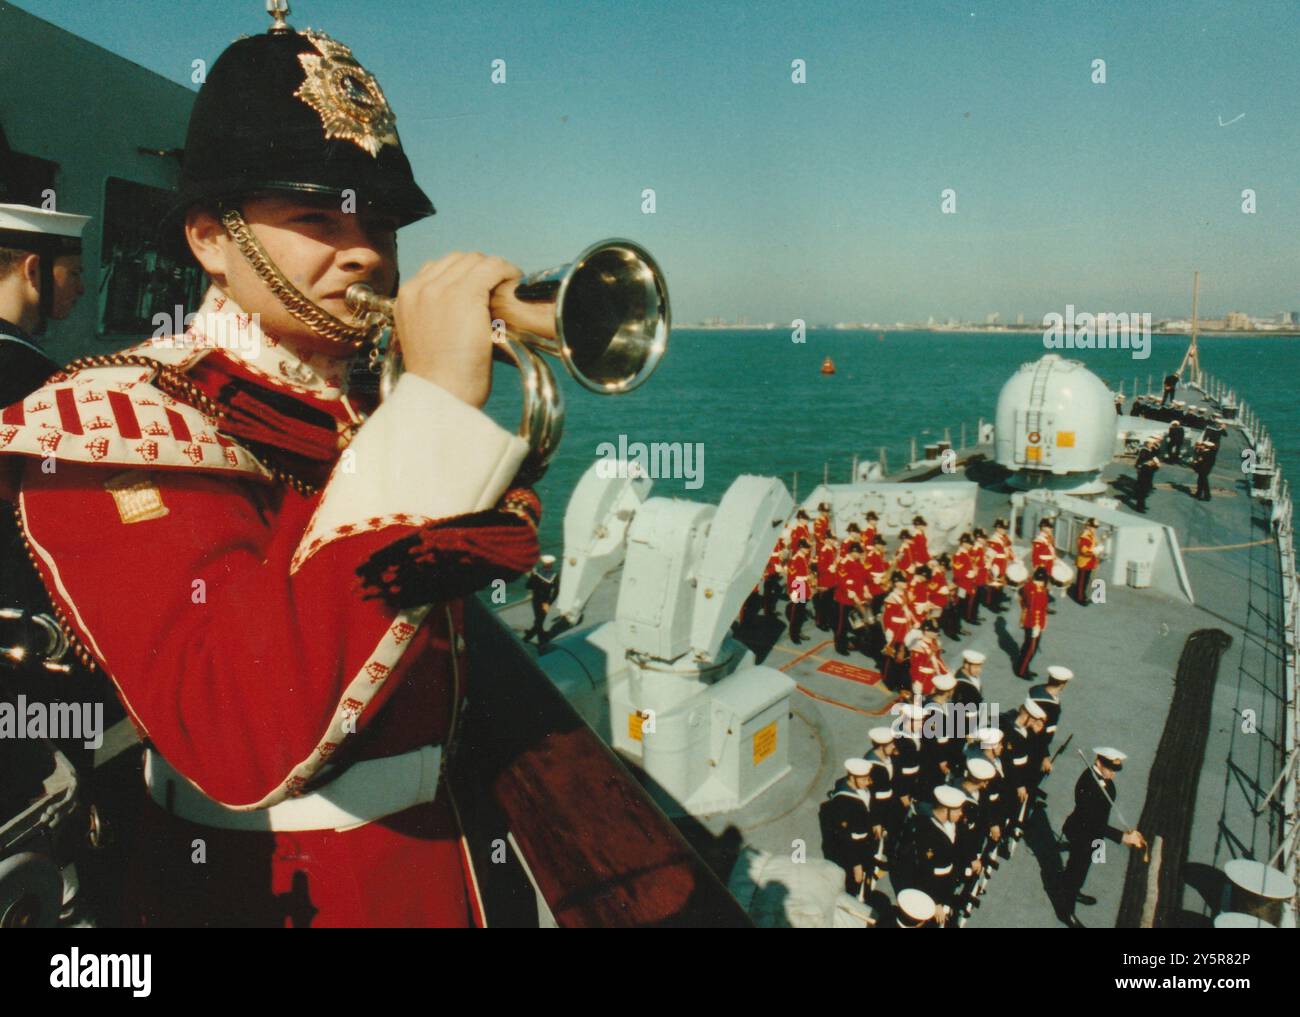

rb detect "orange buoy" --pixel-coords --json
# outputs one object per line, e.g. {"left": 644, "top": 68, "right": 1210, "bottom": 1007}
{"left": 820, "top": 356, "right": 836, "bottom": 375}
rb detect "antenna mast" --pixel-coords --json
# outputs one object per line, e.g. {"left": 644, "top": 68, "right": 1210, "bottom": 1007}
{"left": 1178, "top": 271, "right": 1201, "bottom": 385}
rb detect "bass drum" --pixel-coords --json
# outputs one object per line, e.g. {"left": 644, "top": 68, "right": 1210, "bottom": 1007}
{"left": 1005, "top": 561, "right": 1029, "bottom": 586}
{"left": 1050, "top": 560, "right": 1076, "bottom": 586}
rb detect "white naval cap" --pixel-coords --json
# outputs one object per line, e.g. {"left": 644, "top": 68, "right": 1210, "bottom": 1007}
{"left": 973, "top": 727, "right": 1003, "bottom": 749}
{"left": 1023, "top": 699, "right": 1047, "bottom": 720}
{"left": 962, "top": 649, "right": 986, "bottom": 665}
{"left": 540, "top": 554, "right": 557, "bottom": 565}
{"left": 0, "top": 203, "right": 90, "bottom": 241}
{"left": 932, "top": 672, "right": 957, "bottom": 691}
{"left": 869, "top": 726, "right": 896, "bottom": 746}
{"left": 897, "top": 888, "right": 936, "bottom": 923}
{"left": 966, "top": 757, "right": 997, "bottom": 781}
{"left": 1046, "top": 665, "right": 1074, "bottom": 683}
{"left": 845, "top": 757, "right": 872, "bottom": 776}
{"left": 1094, "top": 747, "right": 1128, "bottom": 767}
{"left": 934, "top": 785, "right": 967, "bottom": 809}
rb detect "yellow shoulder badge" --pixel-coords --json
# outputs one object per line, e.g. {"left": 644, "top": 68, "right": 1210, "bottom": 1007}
{"left": 105, "top": 471, "right": 169, "bottom": 525}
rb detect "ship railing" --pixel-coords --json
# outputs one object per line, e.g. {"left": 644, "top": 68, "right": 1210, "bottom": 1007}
{"left": 455, "top": 599, "right": 752, "bottom": 928}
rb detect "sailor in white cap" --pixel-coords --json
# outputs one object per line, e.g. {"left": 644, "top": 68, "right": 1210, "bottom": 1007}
{"left": 0, "top": 202, "right": 91, "bottom": 405}
{"left": 921, "top": 672, "right": 962, "bottom": 788}
{"left": 893, "top": 887, "right": 936, "bottom": 928}
{"left": 1029, "top": 665, "right": 1073, "bottom": 784}
{"left": 891, "top": 702, "right": 927, "bottom": 803}
{"left": 820, "top": 758, "right": 878, "bottom": 894}
{"left": 1057, "top": 747, "right": 1146, "bottom": 928}
{"left": 1000, "top": 699, "right": 1048, "bottom": 840}
{"left": 966, "top": 727, "right": 1007, "bottom": 849}
{"left": 865, "top": 726, "right": 907, "bottom": 850}
{"left": 953, "top": 648, "right": 985, "bottom": 709}
{"left": 523, "top": 552, "right": 560, "bottom": 647}
{"left": 897, "top": 783, "right": 968, "bottom": 922}
{"left": 953, "top": 756, "right": 998, "bottom": 913}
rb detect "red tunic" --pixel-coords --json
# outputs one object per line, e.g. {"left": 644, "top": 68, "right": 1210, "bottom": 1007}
{"left": 813, "top": 516, "right": 830, "bottom": 548}
{"left": 1, "top": 291, "right": 537, "bottom": 927}
{"left": 1031, "top": 533, "right": 1056, "bottom": 572}
{"left": 926, "top": 572, "right": 950, "bottom": 610}
{"left": 763, "top": 540, "right": 786, "bottom": 580}
{"left": 1076, "top": 531, "right": 1099, "bottom": 570}
{"left": 786, "top": 549, "right": 811, "bottom": 603}
{"left": 973, "top": 540, "right": 991, "bottom": 586}
{"left": 834, "top": 558, "right": 868, "bottom": 606}
{"left": 816, "top": 544, "right": 840, "bottom": 590}
{"left": 908, "top": 637, "right": 947, "bottom": 695}
{"left": 881, "top": 595, "right": 915, "bottom": 646}
{"left": 990, "top": 532, "right": 1013, "bottom": 579}
{"left": 863, "top": 550, "right": 889, "bottom": 597}
{"left": 908, "top": 531, "right": 929, "bottom": 567}
{"left": 952, "top": 548, "right": 979, "bottom": 594}
{"left": 1020, "top": 583, "right": 1050, "bottom": 631}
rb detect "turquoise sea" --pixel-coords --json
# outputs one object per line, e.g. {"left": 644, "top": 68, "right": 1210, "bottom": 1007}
{"left": 482, "top": 330, "right": 1300, "bottom": 566}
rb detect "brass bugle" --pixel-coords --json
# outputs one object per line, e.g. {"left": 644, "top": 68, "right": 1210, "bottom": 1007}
{"left": 346, "top": 239, "right": 670, "bottom": 483}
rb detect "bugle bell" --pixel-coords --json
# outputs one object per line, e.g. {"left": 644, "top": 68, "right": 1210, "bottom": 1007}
{"left": 346, "top": 238, "right": 670, "bottom": 483}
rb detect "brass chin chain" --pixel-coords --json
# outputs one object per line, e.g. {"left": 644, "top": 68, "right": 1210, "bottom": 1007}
{"left": 57, "top": 353, "right": 321, "bottom": 497}
{"left": 220, "top": 208, "right": 375, "bottom": 349}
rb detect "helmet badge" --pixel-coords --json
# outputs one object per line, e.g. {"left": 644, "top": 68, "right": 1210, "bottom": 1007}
{"left": 294, "top": 31, "right": 399, "bottom": 158}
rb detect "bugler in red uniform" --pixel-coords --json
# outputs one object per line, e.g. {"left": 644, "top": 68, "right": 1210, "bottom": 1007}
{"left": 1015, "top": 572, "right": 1051, "bottom": 677}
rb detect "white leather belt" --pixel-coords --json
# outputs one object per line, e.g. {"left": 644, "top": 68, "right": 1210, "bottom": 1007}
{"left": 901, "top": 766, "right": 920, "bottom": 775}
{"left": 933, "top": 864, "right": 954, "bottom": 876}
{"left": 875, "top": 790, "right": 893, "bottom": 800}
{"left": 145, "top": 745, "right": 442, "bottom": 833}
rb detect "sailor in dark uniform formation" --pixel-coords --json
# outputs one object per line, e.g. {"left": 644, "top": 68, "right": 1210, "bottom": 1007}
{"left": 1057, "top": 748, "right": 1147, "bottom": 928}
{"left": 1028, "top": 665, "right": 1073, "bottom": 794}
{"left": 1133, "top": 439, "right": 1161, "bottom": 513}
{"left": 892, "top": 702, "right": 927, "bottom": 804}
{"left": 1165, "top": 418, "right": 1185, "bottom": 463}
{"left": 523, "top": 553, "right": 559, "bottom": 646}
{"left": 953, "top": 755, "right": 998, "bottom": 916}
{"left": 953, "top": 648, "right": 986, "bottom": 721}
{"left": 865, "top": 727, "right": 907, "bottom": 858}
{"left": 819, "top": 757, "right": 879, "bottom": 894}
{"left": 999, "top": 699, "right": 1048, "bottom": 842}
{"left": 0, "top": 203, "right": 90, "bottom": 405}
{"left": 966, "top": 727, "right": 1007, "bottom": 863}
{"left": 897, "top": 784, "right": 969, "bottom": 924}
{"left": 922, "top": 671, "right": 962, "bottom": 789}
{"left": 1192, "top": 439, "right": 1218, "bottom": 502}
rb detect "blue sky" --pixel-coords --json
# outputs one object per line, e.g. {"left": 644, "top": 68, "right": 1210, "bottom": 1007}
{"left": 12, "top": 0, "right": 1300, "bottom": 322}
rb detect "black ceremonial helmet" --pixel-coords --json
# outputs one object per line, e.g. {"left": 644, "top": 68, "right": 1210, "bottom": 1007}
{"left": 171, "top": 2, "right": 433, "bottom": 347}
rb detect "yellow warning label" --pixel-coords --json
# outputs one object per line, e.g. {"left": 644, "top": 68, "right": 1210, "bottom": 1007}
{"left": 753, "top": 722, "right": 777, "bottom": 765}
{"left": 629, "top": 712, "right": 644, "bottom": 742}
{"left": 1025, "top": 445, "right": 1042, "bottom": 463}
{"left": 1056, "top": 431, "right": 1076, "bottom": 448}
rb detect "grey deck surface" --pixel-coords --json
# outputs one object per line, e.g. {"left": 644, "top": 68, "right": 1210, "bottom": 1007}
{"left": 494, "top": 384, "right": 1290, "bottom": 928}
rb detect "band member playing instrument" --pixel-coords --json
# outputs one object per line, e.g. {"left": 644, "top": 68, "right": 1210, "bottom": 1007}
{"left": 908, "top": 618, "right": 947, "bottom": 697}
{"left": 762, "top": 537, "right": 787, "bottom": 617}
{"left": 785, "top": 538, "right": 812, "bottom": 644}
{"left": 814, "top": 532, "right": 840, "bottom": 630}
{"left": 972, "top": 528, "right": 992, "bottom": 617}
{"left": 987, "top": 518, "right": 1015, "bottom": 610}
{"left": 1, "top": 10, "right": 546, "bottom": 927}
{"left": 1016, "top": 568, "right": 1051, "bottom": 678}
{"left": 861, "top": 511, "right": 879, "bottom": 548}
{"left": 833, "top": 542, "right": 868, "bottom": 656}
{"left": 907, "top": 516, "right": 929, "bottom": 569}
{"left": 893, "top": 528, "right": 915, "bottom": 575}
{"left": 880, "top": 571, "right": 917, "bottom": 689}
{"left": 1073, "top": 518, "right": 1101, "bottom": 606}
{"left": 1031, "top": 518, "right": 1057, "bottom": 575}
{"left": 952, "top": 533, "right": 979, "bottom": 630}
{"left": 813, "top": 502, "right": 832, "bottom": 550}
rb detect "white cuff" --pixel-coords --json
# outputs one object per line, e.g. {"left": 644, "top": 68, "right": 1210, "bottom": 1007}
{"left": 291, "top": 373, "right": 529, "bottom": 572}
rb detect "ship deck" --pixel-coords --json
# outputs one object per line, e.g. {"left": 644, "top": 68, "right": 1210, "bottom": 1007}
{"left": 494, "top": 383, "right": 1291, "bottom": 928}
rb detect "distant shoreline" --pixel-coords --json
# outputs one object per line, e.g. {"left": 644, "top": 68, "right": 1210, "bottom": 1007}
{"left": 679, "top": 325, "right": 1300, "bottom": 338}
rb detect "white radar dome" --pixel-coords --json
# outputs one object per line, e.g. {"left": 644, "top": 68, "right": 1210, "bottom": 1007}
{"left": 994, "top": 354, "right": 1117, "bottom": 493}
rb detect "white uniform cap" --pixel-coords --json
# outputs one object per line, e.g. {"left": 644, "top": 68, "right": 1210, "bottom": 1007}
{"left": 845, "top": 757, "right": 871, "bottom": 776}
{"left": 897, "top": 888, "right": 936, "bottom": 923}
{"left": 869, "top": 726, "right": 895, "bottom": 746}
{"left": 932, "top": 672, "right": 957, "bottom": 691}
{"left": 0, "top": 203, "right": 90, "bottom": 240}
{"left": 974, "top": 727, "right": 1003, "bottom": 748}
{"left": 1023, "top": 699, "right": 1047, "bottom": 720}
{"left": 966, "top": 757, "right": 997, "bottom": 781}
{"left": 934, "top": 785, "right": 966, "bottom": 808}
{"left": 1046, "top": 665, "right": 1074, "bottom": 683}
{"left": 1094, "top": 747, "right": 1128, "bottom": 765}
{"left": 540, "top": 554, "right": 557, "bottom": 565}
{"left": 962, "top": 649, "right": 986, "bottom": 664}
